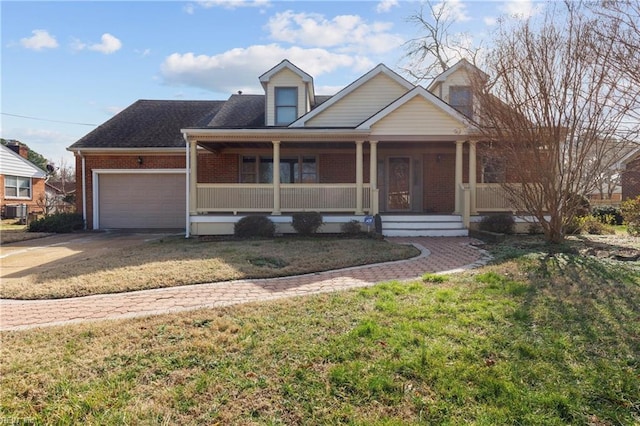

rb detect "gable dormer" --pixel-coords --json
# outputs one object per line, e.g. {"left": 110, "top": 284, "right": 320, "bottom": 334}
{"left": 259, "top": 60, "right": 315, "bottom": 126}
{"left": 427, "top": 59, "right": 487, "bottom": 119}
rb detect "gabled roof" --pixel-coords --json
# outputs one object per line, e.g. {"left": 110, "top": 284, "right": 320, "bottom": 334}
{"left": 289, "top": 63, "right": 414, "bottom": 128}
{"left": 356, "top": 85, "right": 476, "bottom": 131}
{"left": 68, "top": 100, "right": 224, "bottom": 150}
{"left": 259, "top": 59, "right": 314, "bottom": 84}
{"left": 427, "top": 58, "right": 488, "bottom": 92}
{"left": 620, "top": 146, "right": 640, "bottom": 167}
{"left": 0, "top": 144, "right": 46, "bottom": 178}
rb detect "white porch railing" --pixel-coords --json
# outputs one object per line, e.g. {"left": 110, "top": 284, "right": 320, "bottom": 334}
{"left": 196, "top": 183, "right": 371, "bottom": 213}
{"left": 475, "top": 183, "right": 520, "bottom": 212}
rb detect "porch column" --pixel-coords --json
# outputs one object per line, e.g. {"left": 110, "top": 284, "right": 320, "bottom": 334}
{"left": 272, "top": 140, "right": 281, "bottom": 215}
{"left": 369, "top": 141, "right": 378, "bottom": 214}
{"left": 356, "top": 140, "right": 364, "bottom": 215}
{"left": 454, "top": 140, "right": 464, "bottom": 214}
{"left": 189, "top": 139, "right": 198, "bottom": 215}
{"left": 469, "top": 140, "right": 478, "bottom": 215}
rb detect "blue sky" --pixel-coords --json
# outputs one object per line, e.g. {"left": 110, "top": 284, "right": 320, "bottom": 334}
{"left": 1, "top": 0, "right": 542, "bottom": 165}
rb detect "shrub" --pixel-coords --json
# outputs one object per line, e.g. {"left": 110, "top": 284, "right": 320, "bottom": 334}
{"left": 28, "top": 213, "right": 84, "bottom": 233}
{"left": 233, "top": 215, "right": 275, "bottom": 238}
{"left": 621, "top": 196, "right": 640, "bottom": 236}
{"left": 576, "top": 216, "right": 615, "bottom": 235}
{"left": 478, "top": 214, "right": 515, "bottom": 234}
{"left": 340, "top": 220, "right": 363, "bottom": 235}
{"left": 291, "top": 212, "right": 323, "bottom": 235}
{"left": 591, "top": 205, "right": 623, "bottom": 225}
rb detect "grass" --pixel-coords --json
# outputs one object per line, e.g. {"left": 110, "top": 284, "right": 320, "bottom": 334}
{"left": 0, "top": 219, "right": 50, "bottom": 244}
{"left": 0, "top": 236, "right": 419, "bottom": 300}
{"left": 1, "top": 235, "right": 638, "bottom": 424}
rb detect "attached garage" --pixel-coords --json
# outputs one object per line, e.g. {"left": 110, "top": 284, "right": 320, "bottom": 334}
{"left": 95, "top": 171, "right": 185, "bottom": 229}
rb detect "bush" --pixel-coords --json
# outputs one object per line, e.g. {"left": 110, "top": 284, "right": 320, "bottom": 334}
{"left": 591, "top": 205, "right": 623, "bottom": 225}
{"left": 28, "top": 213, "right": 84, "bottom": 233}
{"left": 340, "top": 220, "right": 363, "bottom": 235}
{"left": 233, "top": 215, "right": 275, "bottom": 238}
{"left": 576, "top": 216, "right": 615, "bottom": 235}
{"left": 478, "top": 214, "right": 515, "bottom": 234}
{"left": 291, "top": 212, "right": 323, "bottom": 235}
{"left": 621, "top": 196, "right": 640, "bottom": 236}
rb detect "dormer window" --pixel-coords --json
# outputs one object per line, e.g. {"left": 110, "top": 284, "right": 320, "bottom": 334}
{"left": 450, "top": 86, "right": 472, "bottom": 118}
{"left": 275, "top": 87, "right": 298, "bottom": 125}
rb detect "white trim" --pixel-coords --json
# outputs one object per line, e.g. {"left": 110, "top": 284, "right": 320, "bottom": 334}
{"left": 81, "top": 153, "right": 87, "bottom": 229}
{"left": 259, "top": 59, "right": 314, "bottom": 84}
{"left": 289, "top": 64, "right": 414, "bottom": 128}
{"left": 427, "top": 59, "right": 488, "bottom": 92}
{"left": 66, "top": 147, "right": 185, "bottom": 154}
{"left": 92, "top": 169, "right": 186, "bottom": 230}
{"left": 0, "top": 144, "right": 47, "bottom": 178}
{"left": 184, "top": 137, "right": 191, "bottom": 238}
{"left": 356, "top": 86, "right": 476, "bottom": 131}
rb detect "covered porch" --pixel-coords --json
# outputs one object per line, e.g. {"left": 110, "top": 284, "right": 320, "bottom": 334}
{"left": 182, "top": 129, "right": 515, "bottom": 235}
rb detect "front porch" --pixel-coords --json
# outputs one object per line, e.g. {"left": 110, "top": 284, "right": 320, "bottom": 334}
{"left": 183, "top": 130, "right": 519, "bottom": 236}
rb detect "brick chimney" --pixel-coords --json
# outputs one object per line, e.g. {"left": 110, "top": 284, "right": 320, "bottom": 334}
{"left": 7, "top": 141, "right": 29, "bottom": 159}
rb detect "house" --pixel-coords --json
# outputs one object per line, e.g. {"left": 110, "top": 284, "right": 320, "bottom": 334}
{"left": 44, "top": 180, "right": 77, "bottom": 214}
{"left": 0, "top": 142, "right": 47, "bottom": 218}
{"left": 68, "top": 59, "right": 518, "bottom": 236}
{"left": 621, "top": 147, "right": 640, "bottom": 201}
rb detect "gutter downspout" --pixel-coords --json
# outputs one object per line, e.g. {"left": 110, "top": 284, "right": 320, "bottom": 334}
{"left": 184, "top": 134, "right": 190, "bottom": 239}
{"left": 80, "top": 151, "right": 87, "bottom": 230}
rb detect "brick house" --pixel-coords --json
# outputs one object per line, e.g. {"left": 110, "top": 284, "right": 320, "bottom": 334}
{"left": 0, "top": 142, "right": 47, "bottom": 218}
{"left": 621, "top": 148, "right": 640, "bottom": 201}
{"left": 68, "top": 59, "right": 520, "bottom": 236}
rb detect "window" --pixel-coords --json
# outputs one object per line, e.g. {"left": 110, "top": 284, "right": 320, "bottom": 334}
{"left": 482, "top": 157, "right": 506, "bottom": 183}
{"left": 4, "top": 175, "right": 32, "bottom": 198}
{"left": 275, "top": 87, "right": 298, "bottom": 125}
{"left": 241, "top": 155, "right": 317, "bottom": 183}
{"left": 450, "top": 86, "right": 473, "bottom": 118}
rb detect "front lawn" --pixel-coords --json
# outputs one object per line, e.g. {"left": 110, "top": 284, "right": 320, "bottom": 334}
{"left": 1, "top": 236, "right": 638, "bottom": 424}
{"left": 0, "top": 236, "right": 419, "bottom": 300}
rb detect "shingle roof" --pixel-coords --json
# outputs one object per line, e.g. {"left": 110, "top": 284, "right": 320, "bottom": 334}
{"left": 68, "top": 100, "right": 225, "bottom": 149}
{"left": 68, "top": 94, "right": 336, "bottom": 149}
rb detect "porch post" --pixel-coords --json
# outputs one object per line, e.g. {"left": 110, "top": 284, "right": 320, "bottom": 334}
{"left": 469, "top": 140, "right": 478, "bottom": 215}
{"left": 369, "top": 141, "right": 378, "bottom": 215}
{"left": 189, "top": 139, "right": 198, "bottom": 215}
{"left": 356, "top": 140, "right": 364, "bottom": 215}
{"left": 272, "top": 140, "right": 281, "bottom": 215}
{"left": 454, "top": 140, "right": 464, "bottom": 214}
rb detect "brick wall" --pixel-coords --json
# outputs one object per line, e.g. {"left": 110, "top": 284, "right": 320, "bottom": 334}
{"left": 197, "top": 153, "right": 238, "bottom": 183}
{"left": 319, "top": 153, "right": 370, "bottom": 183}
{"left": 0, "top": 174, "right": 46, "bottom": 216}
{"left": 622, "top": 157, "right": 640, "bottom": 200}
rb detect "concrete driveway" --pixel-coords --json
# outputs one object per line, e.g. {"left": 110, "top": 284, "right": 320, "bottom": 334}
{"left": 0, "top": 231, "right": 178, "bottom": 281}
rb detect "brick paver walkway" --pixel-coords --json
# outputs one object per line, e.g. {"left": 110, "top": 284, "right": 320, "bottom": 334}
{"left": 0, "top": 237, "right": 490, "bottom": 331}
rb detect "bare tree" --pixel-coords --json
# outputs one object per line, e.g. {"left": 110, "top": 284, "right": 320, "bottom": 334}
{"left": 470, "top": 3, "right": 636, "bottom": 243}
{"left": 403, "top": 0, "right": 481, "bottom": 82}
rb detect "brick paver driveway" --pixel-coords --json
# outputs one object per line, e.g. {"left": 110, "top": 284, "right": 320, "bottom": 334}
{"left": 0, "top": 237, "right": 490, "bottom": 331}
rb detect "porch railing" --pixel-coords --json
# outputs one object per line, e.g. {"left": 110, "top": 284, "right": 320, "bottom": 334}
{"left": 475, "top": 183, "right": 520, "bottom": 212}
{"left": 196, "top": 183, "right": 371, "bottom": 213}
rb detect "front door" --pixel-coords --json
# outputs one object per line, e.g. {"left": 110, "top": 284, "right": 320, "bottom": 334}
{"left": 387, "top": 157, "right": 411, "bottom": 211}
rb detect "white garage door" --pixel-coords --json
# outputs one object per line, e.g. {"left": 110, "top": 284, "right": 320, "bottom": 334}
{"left": 98, "top": 173, "right": 185, "bottom": 229}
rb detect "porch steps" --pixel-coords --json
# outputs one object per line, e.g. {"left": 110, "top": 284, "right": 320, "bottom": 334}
{"left": 380, "top": 214, "right": 468, "bottom": 237}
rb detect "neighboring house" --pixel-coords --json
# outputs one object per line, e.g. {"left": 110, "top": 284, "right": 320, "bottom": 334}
{"left": 44, "top": 180, "right": 77, "bottom": 214}
{"left": 68, "top": 59, "right": 519, "bottom": 236}
{"left": 0, "top": 143, "right": 47, "bottom": 218}
{"left": 621, "top": 147, "right": 640, "bottom": 201}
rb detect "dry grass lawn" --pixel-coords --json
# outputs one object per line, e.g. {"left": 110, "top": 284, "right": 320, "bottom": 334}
{"left": 1, "top": 236, "right": 418, "bottom": 300}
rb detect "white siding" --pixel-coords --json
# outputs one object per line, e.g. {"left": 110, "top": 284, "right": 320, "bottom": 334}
{"left": 370, "top": 96, "right": 466, "bottom": 136}
{"left": 438, "top": 68, "right": 471, "bottom": 104}
{"left": 265, "top": 68, "right": 308, "bottom": 126}
{"left": 0, "top": 145, "right": 46, "bottom": 178}
{"left": 98, "top": 173, "right": 185, "bottom": 229}
{"left": 306, "top": 74, "right": 408, "bottom": 127}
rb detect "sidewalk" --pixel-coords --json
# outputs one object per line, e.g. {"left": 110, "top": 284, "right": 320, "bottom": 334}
{"left": 0, "top": 237, "right": 490, "bottom": 331}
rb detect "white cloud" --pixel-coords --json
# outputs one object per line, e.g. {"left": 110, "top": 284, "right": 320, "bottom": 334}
{"left": 433, "top": 0, "right": 471, "bottom": 23}
{"left": 105, "top": 106, "right": 124, "bottom": 116}
{"left": 501, "top": 0, "right": 543, "bottom": 19}
{"left": 135, "top": 48, "right": 151, "bottom": 57}
{"left": 376, "top": 0, "right": 398, "bottom": 13}
{"left": 184, "top": 3, "right": 195, "bottom": 14}
{"left": 196, "top": 0, "right": 270, "bottom": 10}
{"left": 1, "top": 127, "right": 77, "bottom": 163}
{"left": 73, "top": 33, "right": 122, "bottom": 54}
{"left": 20, "top": 29, "right": 58, "bottom": 51}
{"left": 484, "top": 16, "right": 497, "bottom": 26}
{"left": 265, "top": 11, "right": 403, "bottom": 54}
{"left": 160, "top": 44, "right": 373, "bottom": 94}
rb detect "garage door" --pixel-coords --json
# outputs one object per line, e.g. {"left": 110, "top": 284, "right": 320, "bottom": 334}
{"left": 98, "top": 173, "right": 185, "bottom": 229}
